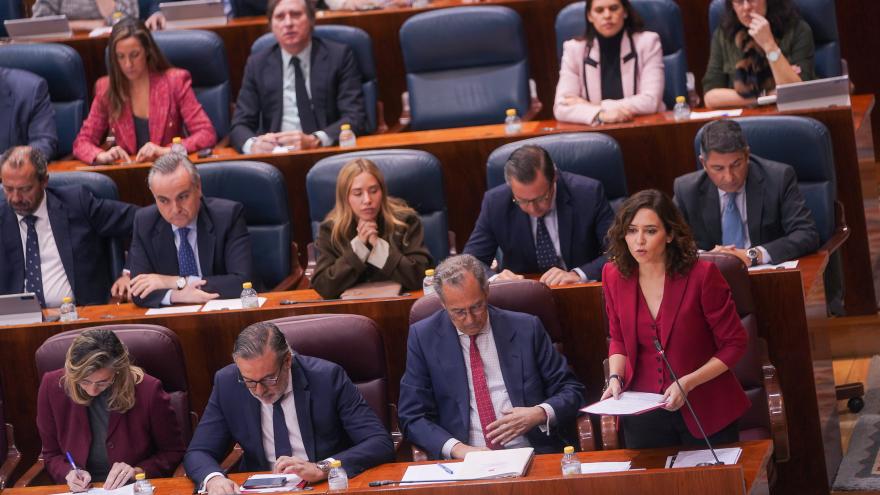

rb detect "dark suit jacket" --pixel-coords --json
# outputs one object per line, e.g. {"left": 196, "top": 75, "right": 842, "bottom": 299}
{"left": 673, "top": 155, "right": 820, "bottom": 263}
{"left": 229, "top": 37, "right": 366, "bottom": 151}
{"left": 602, "top": 261, "right": 750, "bottom": 437}
{"left": 128, "top": 197, "right": 254, "bottom": 307}
{"left": 463, "top": 171, "right": 614, "bottom": 281}
{"left": 37, "top": 369, "right": 186, "bottom": 484}
{"left": 0, "top": 186, "right": 136, "bottom": 306}
{"left": 183, "top": 355, "right": 394, "bottom": 485}
{"left": 398, "top": 306, "right": 586, "bottom": 460}
{"left": 0, "top": 67, "right": 57, "bottom": 158}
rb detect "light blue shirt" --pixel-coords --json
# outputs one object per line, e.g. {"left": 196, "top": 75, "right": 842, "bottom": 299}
{"left": 161, "top": 219, "right": 202, "bottom": 306}
{"left": 718, "top": 187, "right": 772, "bottom": 264}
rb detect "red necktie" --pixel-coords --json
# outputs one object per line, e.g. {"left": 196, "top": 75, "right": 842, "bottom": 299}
{"left": 469, "top": 334, "right": 499, "bottom": 449}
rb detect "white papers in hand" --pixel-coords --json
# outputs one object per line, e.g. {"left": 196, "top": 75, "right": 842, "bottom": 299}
{"left": 456, "top": 447, "right": 534, "bottom": 479}
{"left": 200, "top": 297, "right": 267, "bottom": 312}
{"left": 747, "top": 260, "right": 798, "bottom": 272}
{"left": 671, "top": 447, "right": 743, "bottom": 468}
{"left": 145, "top": 304, "right": 203, "bottom": 315}
{"left": 51, "top": 483, "right": 135, "bottom": 495}
{"left": 688, "top": 109, "right": 744, "bottom": 120}
{"left": 401, "top": 463, "right": 461, "bottom": 484}
{"left": 580, "top": 461, "right": 632, "bottom": 474}
{"left": 582, "top": 392, "right": 666, "bottom": 415}
{"left": 240, "top": 473, "right": 303, "bottom": 493}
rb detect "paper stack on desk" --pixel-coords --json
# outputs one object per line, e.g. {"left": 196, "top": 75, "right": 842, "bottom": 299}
{"left": 667, "top": 447, "right": 742, "bottom": 468}
{"left": 582, "top": 392, "right": 667, "bottom": 415}
{"left": 239, "top": 473, "right": 304, "bottom": 493}
{"left": 456, "top": 447, "right": 535, "bottom": 479}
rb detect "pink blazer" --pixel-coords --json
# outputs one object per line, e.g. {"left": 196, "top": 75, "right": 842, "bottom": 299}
{"left": 73, "top": 68, "right": 217, "bottom": 164}
{"left": 553, "top": 31, "right": 666, "bottom": 125}
{"left": 602, "top": 260, "right": 750, "bottom": 437}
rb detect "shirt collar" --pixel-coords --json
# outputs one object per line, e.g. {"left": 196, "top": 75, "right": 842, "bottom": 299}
{"left": 718, "top": 185, "right": 746, "bottom": 199}
{"left": 16, "top": 190, "right": 49, "bottom": 224}
{"left": 171, "top": 218, "right": 198, "bottom": 235}
{"left": 281, "top": 41, "right": 313, "bottom": 72}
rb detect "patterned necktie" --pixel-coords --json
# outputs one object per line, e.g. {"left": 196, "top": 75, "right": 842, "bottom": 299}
{"left": 273, "top": 395, "right": 293, "bottom": 459}
{"left": 177, "top": 227, "right": 199, "bottom": 277}
{"left": 721, "top": 192, "right": 746, "bottom": 248}
{"left": 290, "top": 57, "right": 318, "bottom": 135}
{"left": 469, "top": 334, "right": 499, "bottom": 450}
{"left": 23, "top": 215, "right": 46, "bottom": 308}
{"left": 535, "top": 215, "right": 560, "bottom": 272}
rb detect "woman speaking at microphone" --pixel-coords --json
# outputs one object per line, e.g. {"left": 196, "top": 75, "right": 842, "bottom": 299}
{"left": 599, "top": 189, "right": 749, "bottom": 448}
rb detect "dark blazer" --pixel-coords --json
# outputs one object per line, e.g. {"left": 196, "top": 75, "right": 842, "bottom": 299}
{"left": 673, "top": 155, "right": 820, "bottom": 263}
{"left": 0, "top": 186, "right": 137, "bottom": 306}
{"left": 128, "top": 197, "right": 254, "bottom": 307}
{"left": 37, "top": 369, "right": 186, "bottom": 484}
{"left": 0, "top": 67, "right": 57, "bottom": 158}
{"left": 463, "top": 171, "right": 614, "bottom": 281}
{"left": 229, "top": 37, "right": 366, "bottom": 151}
{"left": 602, "top": 261, "right": 750, "bottom": 437}
{"left": 183, "top": 355, "right": 394, "bottom": 485}
{"left": 398, "top": 306, "right": 586, "bottom": 460}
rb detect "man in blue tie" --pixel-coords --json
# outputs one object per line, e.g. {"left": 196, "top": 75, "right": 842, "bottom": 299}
{"left": 127, "top": 153, "right": 254, "bottom": 307}
{"left": 673, "top": 119, "right": 819, "bottom": 268}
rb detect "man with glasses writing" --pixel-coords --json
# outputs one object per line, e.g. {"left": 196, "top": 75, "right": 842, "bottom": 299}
{"left": 463, "top": 145, "right": 614, "bottom": 285}
{"left": 183, "top": 322, "right": 393, "bottom": 495}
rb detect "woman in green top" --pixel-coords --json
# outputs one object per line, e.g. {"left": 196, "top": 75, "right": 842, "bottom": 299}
{"left": 703, "top": 0, "right": 815, "bottom": 108}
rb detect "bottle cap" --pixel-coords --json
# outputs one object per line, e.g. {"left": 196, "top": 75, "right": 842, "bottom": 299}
{"left": 242, "top": 282, "right": 252, "bottom": 289}
{"left": 506, "top": 108, "right": 516, "bottom": 116}
{"left": 330, "top": 459, "right": 342, "bottom": 468}
{"left": 563, "top": 446, "right": 574, "bottom": 454}
{"left": 62, "top": 296, "right": 72, "bottom": 304}
{"left": 425, "top": 269, "right": 435, "bottom": 276}
{"left": 112, "top": 11, "right": 123, "bottom": 18}
{"left": 172, "top": 136, "right": 182, "bottom": 144}
{"left": 675, "top": 96, "right": 686, "bottom": 103}
{"left": 341, "top": 124, "right": 351, "bottom": 130}
{"left": 135, "top": 473, "right": 145, "bottom": 481}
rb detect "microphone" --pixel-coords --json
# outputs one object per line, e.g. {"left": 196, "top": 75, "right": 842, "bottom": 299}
{"left": 653, "top": 338, "right": 723, "bottom": 466}
{"left": 369, "top": 479, "right": 468, "bottom": 486}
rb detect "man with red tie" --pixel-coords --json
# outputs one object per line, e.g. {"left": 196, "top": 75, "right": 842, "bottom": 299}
{"left": 398, "top": 254, "right": 585, "bottom": 460}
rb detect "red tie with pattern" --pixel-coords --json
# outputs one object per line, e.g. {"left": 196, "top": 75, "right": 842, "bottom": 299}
{"left": 469, "top": 334, "right": 499, "bottom": 449}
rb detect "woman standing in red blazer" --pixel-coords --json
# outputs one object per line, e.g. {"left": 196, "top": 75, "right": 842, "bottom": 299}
{"left": 36, "top": 329, "right": 185, "bottom": 492}
{"left": 72, "top": 18, "right": 216, "bottom": 165}
{"left": 600, "top": 189, "right": 749, "bottom": 448}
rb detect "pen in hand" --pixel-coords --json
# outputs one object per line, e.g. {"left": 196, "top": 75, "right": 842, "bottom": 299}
{"left": 65, "top": 451, "right": 89, "bottom": 492}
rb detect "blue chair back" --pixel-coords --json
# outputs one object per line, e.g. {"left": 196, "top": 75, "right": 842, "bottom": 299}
{"left": 400, "top": 6, "right": 530, "bottom": 130}
{"left": 0, "top": 43, "right": 87, "bottom": 158}
{"left": 555, "top": 0, "right": 686, "bottom": 109}
{"left": 307, "top": 150, "right": 449, "bottom": 262}
{"left": 198, "top": 161, "right": 291, "bottom": 290}
{"left": 251, "top": 25, "right": 379, "bottom": 134}
{"left": 693, "top": 116, "right": 835, "bottom": 243}
{"left": 0, "top": 0, "right": 22, "bottom": 37}
{"left": 487, "top": 132, "right": 628, "bottom": 211}
{"left": 708, "top": 0, "right": 841, "bottom": 78}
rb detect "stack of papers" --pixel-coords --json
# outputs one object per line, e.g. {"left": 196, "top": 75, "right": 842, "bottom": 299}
{"left": 401, "top": 463, "right": 461, "bottom": 484}
{"left": 51, "top": 484, "right": 134, "bottom": 495}
{"left": 580, "top": 461, "right": 632, "bottom": 474}
{"left": 667, "top": 447, "right": 742, "bottom": 468}
{"left": 201, "top": 297, "right": 267, "bottom": 312}
{"left": 582, "top": 392, "right": 667, "bottom": 415}
{"left": 240, "top": 474, "right": 303, "bottom": 493}
{"left": 748, "top": 260, "right": 799, "bottom": 272}
{"left": 457, "top": 447, "right": 534, "bottom": 479}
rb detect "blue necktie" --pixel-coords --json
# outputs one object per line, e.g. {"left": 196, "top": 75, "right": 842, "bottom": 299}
{"left": 177, "top": 227, "right": 199, "bottom": 277}
{"left": 23, "top": 215, "right": 46, "bottom": 308}
{"left": 535, "top": 215, "right": 560, "bottom": 272}
{"left": 273, "top": 397, "right": 293, "bottom": 459}
{"left": 721, "top": 192, "right": 746, "bottom": 248}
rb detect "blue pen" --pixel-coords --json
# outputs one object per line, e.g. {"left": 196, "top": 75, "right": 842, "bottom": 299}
{"left": 65, "top": 451, "right": 78, "bottom": 472}
{"left": 437, "top": 463, "right": 454, "bottom": 475}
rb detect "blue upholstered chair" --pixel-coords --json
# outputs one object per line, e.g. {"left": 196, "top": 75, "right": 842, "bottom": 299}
{"left": 307, "top": 150, "right": 451, "bottom": 265}
{"left": 487, "top": 133, "right": 628, "bottom": 211}
{"left": 399, "top": 6, "right": 534, "bottom": 130}
{"left": 0, "top": 0, "right": 22, "bottom": 38}
{"left": 0, "top": 43, "right": 87, "bottom": 158}
{"left": 555, "top": 0, "right": 687, "bottom": 110}
{"left": 708, "top": 0, "right": 842, "bottom": 78}
{"left": 198, "top": 161, "right": 305, "bottom": 291}
{"left": 251, "top": 25, "right": 381, "bottom": 134}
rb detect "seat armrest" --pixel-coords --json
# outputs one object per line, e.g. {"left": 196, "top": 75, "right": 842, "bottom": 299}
{"left": 410, "top": 445, "right": 428, "bottom": 462}
{"left": 600, "top": 415, "right": 621, "bottom": 450}
{"left": 0, "top": 423, "right": 21, "bottom": 488}
{"left": 576, "top": 415, "right": 596, "bottom": 451}
{"left": 819, "top": 200, "right": 849, "bottom": 254}
{"left": 523, "top": 79, "right": 543, "bottom": 121}
{"left": 14, "top": 455, "right": 44, "bottom": 488}
{"left": 760, "top": 339, "right": 789, "bottom": 463}
{"left": 271, "top": 242, "right": 307, "bottom": 291}
{"left": 219, "top": 444, "right": 243, "bottom": 472}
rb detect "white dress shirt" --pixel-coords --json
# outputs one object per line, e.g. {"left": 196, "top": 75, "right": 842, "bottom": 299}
{"left": 160, "top": 219, "right": 203, "bottom": 306}
{"left": 717, "top": 188, "right": 772, "bottom": 264}
{"left": 16, "top": 194, "right": 72, "bottom": 308}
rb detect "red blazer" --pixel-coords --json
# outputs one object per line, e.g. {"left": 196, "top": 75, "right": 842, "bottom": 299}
{"left": 602, "top": 260, "right": 750, "bottom": 437}
{"left": 36, "top": 369, "right": 186, "bottom": 484}
{"left": 73, "top": 68, "right": 217, "bottom": 164}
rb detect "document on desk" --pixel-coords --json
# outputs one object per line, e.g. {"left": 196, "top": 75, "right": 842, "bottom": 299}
{"left": 582, "top": 392, "right": 667, "bottom": 415}
{"left": 51, "top": 484, "right": 134, "bottom": 495}
{"left": 144, "top": 304, "right": 203, "bottom": 315}
{"left": 747, "top": 260, "right": 798, "bottom": 272}
{"left": 400, "top": 462, "right": 462, "bottom": 484}
{"left": 456, "top": 447, "right": 534, "bottom": 479}
{"left": 688, "top": 109, "right": 744, "bottom": 120}
{"left": 668, "top": 447, "right": 742, "bottom": 468}
{"left": 200, "top": 297, "right": 267, "bottom": 312}
{"left": 239, "top": 473, "right": 304, "bottom": 493}
{"left": 580, "top": 461, "right": 632, "bottom": 474}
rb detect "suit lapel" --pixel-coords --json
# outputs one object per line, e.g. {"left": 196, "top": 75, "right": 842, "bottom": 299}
{"left": 0, "top": 80, "right": 12, "bottom": 144}
{"left": 435, "top": 315, "right": 470, "bottom": 435}
{"left": 266, "top": 47, "right": 284, "bottom": 133}
{"left": 490, "top": 309, "right": 524, "bottom": 407}
{"left": 0, "top": 206, "right": 25, "bottom": 291}
{"left": 555, "top": 176, "right": 573, "bottom": 267}
{"left": 508, "top": 204, "right": 536, "bottom": 270}
{"left": 291, "top": 358, "right": 316, "bottom": 462}
{"left": 699, "top": 177, "right": 723, "bottom": 246}
{"left": 584, "top": 42, "right": 602, "bottom": 102}
{"left": 659, "top": 271, "right": 689, "bottom": 349}
{"left": 45, "top": 191, "right": 76, "bottom": 294}
{"left": 309, "top": 39, "right": 327, "bottom": 129}
{"left": 745, "top": 160, "right": 764, "bottom": 244}
{"left": 148, "top": 72, "right": 171, "bottom": 145}
{"left": 106, "top": 410, "right": 123, "bottom": 440}
{"left": 620, "top": 34, "right": 637, "bottom": 96}
{"left": 196, "top": 201, "right": 215, "bottom": 277}
{"left": 237, "top": 377, "right": 267, "bottom": 470}
{"left": 616, "top": 269, "right": 640, "bottom": 369}
{"left": 152, "top": 218, "right": 178, "bottom": 275}
{"left": 71, "top": 404, "right": 91, "bottom": 465}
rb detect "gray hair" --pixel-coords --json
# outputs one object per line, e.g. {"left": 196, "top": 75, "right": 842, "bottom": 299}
{"left": 232, "top": 322, "right": 292, "bottom": 362}
{"left": 503, "top": 145, "right": 556, "bottom": 185}
{"left": 699, "top": 119, "right": 749, "bottom": 158}
{"left": 0, "top": 146, "right": 48, "bottom": 181}
{"left": 433, "top": 254, "right": 489, "bottom": 301}
{"left": 147, "top": 152, "right": 200, "bottom": 188}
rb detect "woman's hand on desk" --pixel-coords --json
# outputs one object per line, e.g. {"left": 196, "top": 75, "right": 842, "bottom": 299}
{"left": 598, "top": 107, "right": 633, "bottom": 124}
{"left": 136, "top": 142, "right": 171, "bottom": 163}
{"left": 95, "top": 146, "right": 131, "bottom": 165}
{"left": 65, "top": 468, "right": 91, "bottom": 493}
{"left": 103, "top": 462, "right": 137, "bottom": 490}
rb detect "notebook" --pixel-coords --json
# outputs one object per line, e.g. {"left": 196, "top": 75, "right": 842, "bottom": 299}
{"left": 776, "top": 75, "right": 850, "bottom": 112}
{"left": 455, "top": 447, "right": 534, "bottom": 480}
{"left": 340, "top": 281, "right": 402, "bottom": 300}
{"left": 4, "top": 15, "right": 71, "bottom": 40}
{"left": 160, "top": 0, "right": 227, "bottom": 29}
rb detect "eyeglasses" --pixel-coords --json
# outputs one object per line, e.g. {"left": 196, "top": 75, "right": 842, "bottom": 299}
{"left": 446, "top": 300, "right": 488, "bottom": 320}
{"left": 79, "top": 374, "right": 116, "bottom": 389}
{"left": 512, "top": 182, "right": 555, "bottom": 207}
{"left": 237, "top": 361, "right": 286, "bottom": 390}
{"left": 731, "top": 0, "right": 760, "bottom": 6}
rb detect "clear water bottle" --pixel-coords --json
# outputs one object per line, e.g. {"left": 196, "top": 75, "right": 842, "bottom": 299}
{"left": 422, "top": 269, "right": 436, "bottom": 295}
{"left": 504, "top": 108, "right": 522, "bottom": 135}
{"left": 338, "top": 124, "right": 357, "bottom": 148}
{"left": 673, "top": 96, "right": 690, "bottom": 121}
{"left": 132, "top": 473, "right": 153, "bottom": 495}
{"left": 59, "top": 297, "right": 78, "bottom": 322}
{"left": 240, "top": 282, "right": 259, "bottom": 309}
{"left": 110, "top": 11, "right": 124, "bottom": 25}
{"left": 327, "top": 460, "right": 349, "bottom": 490}
{"left": 560, "top": 445, "right": 580, "bottom": 476}
{"left": 171, "top": 136, "right": 186, "bottom": 155}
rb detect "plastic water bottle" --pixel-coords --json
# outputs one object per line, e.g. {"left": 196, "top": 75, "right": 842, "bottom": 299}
{"left": 504, "top": 108, "right": 522, "bottom": 135}
{"left": 170, "top": 136, "right": 186, "bottom": 155}
{"left": 327, "top": 460, "right": 349, "bottom": 490}
{"left": 673, "top": 96, "right": 690, "bottom": 121}
{"left": 560, "top": 445, "right": 580, "bottom": 476}
{"left": 422, "top": 269, "right": 436, "bottom": 295}
{"left": 110, "top": 11, "right": 124, "bottom": 25}
{"left": 338, "top": 124, "right": 357, "bottom": 148}
{"left": 59, "top": 297, "right": 78, "bottom": 322}
{"left": 240, "top": 282, "right": 259, "bottom": 309}
{"left": 132, "top": 473, "right": 153, "bottom": 495}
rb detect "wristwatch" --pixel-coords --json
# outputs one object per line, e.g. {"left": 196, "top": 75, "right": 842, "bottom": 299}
{"left": 316, "top": 459, "right": 334, "bottom": 474}
{"left": 746, "top": 248, "right": 760, "bottom": 267}
{"left": 766, "top": 49, "right": 781, "bottom": 63}
{"left": 176, "top": 277, "right": 186, "bottom": 290}
{"left": 604, "top": 374, "right": 623, "bottom": 391}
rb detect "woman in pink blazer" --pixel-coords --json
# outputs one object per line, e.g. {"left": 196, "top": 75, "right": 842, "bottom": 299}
{"left": 600, "top": 189, "right": 750, "bottom": 449}
{"left": 73, "top": 18, "right": 216, "bottom": 165}
{"left": 554, "top": 0, "right": 665, "bottom": 125}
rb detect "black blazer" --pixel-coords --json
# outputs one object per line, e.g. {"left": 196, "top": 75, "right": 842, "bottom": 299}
{"left": 0, "top": 186, "right": 137, "bottom": 306}
{"left": 462, "top": 171, "right": 615, "bottom": 281}
{"left": 673, "top": 154, "right": 820, "bottom": 263}
{"left": 229, "top": 37, "right": 366, "bottom": 151}
{"left": 128, "top": 197, "right": 254, "bottom": 307}
{"left": 0, "top": 67, "right": 57, "bottom": 159}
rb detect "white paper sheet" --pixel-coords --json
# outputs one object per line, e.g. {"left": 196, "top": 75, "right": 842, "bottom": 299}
{"left": 145, "top": 304, "right": 203, "bottom": 315}
{"left": 200, "top": 297, "right": 267, "bottom": 312}
{"left": 747, "top": 260, "right": 799, "bottom": 272}
{"left": 580, "top": 461, "right": 632, "bottom": 474}
{"left": 671, "top": 447, "right": 742, "bottom": 468}
{"left": 456, "top": 447, "right": 534, "bottom": 479}
{"left": 51, "top": 483, "right": 134, "bottom": 495}
{"left": 687, "top": 109, "right": 744, "bottom": 120}
{"left": 239, "top": 473, "right": 303, "bottom": 494}
{"left": 400, "top": 462, "right": 461, "bottom": 484}
{"left": 582, "top": 392, "right": 667, "bottom": 415}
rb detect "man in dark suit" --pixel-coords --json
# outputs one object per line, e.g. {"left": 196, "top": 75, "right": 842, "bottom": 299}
{"left": 229, "top": 0, "right": 366, "bottom": 153}
{"left": 184, "top": 322, "right": 394, "bottom": 495}
{"left": 0, "top": 68, "right": 57, "bottom": 158}
{"left": 673, "top": 119, "right": 819, "bottom": 268}
{"left": 398, "top": 254, "right": 585, "bottom": 460}
{"left": 128, "top": 153, "right": 254, "bottom": 308}
{"left": 0, "top": 146, "right": 136, "bottom": 307}
{"left": 463, "top": 145, "right": 614, "bottom": 284}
